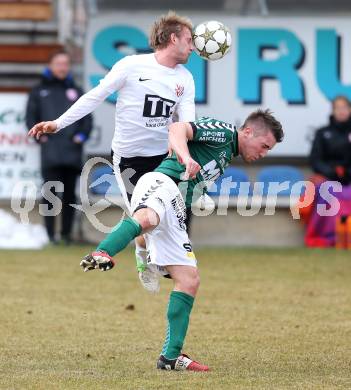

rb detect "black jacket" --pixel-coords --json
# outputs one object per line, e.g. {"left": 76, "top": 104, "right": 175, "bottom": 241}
{"left": 310, "top": 116, "right": 351, "bottom": 184}
{"left": 25, "top": 69, "right": 93, "bottom": 170}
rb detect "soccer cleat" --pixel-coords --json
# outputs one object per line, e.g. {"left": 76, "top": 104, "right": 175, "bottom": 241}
{"left": 156, "top": 354, "right": 209, "bottom": 372}
{"left": 80, "top": 251, "right": 115, "bottom": 272}
{"left": 135, "top": 250, "right": 147, "bottom": 273}
{"left": 138, "top": 264, "right": 160, "bottom": 293}
{"left": 135, "top": 250, "right": 160, "bottom": 293}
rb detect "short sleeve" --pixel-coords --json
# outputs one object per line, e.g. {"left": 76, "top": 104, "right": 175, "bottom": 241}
{"left": 175, "top": 72, "right": 195, "bottom": 122}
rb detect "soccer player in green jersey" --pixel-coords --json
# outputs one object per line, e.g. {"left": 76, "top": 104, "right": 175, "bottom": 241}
{"left": 80, "top": 109, "right": 284, "bottom": 371}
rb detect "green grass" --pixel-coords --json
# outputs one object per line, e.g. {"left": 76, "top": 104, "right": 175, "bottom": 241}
{"left": 0, "top": 246, "right": 351, "bottom": 389}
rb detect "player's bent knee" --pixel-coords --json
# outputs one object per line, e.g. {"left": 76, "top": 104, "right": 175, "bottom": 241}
{"left": 192, "top": 273, "right": 201, "bottom": 292}
{"left": 190, "top": 271, "right": 200, "bottom": 293}
{"left": 177, "top": 271, "right": 200, "bottom": 296}
{"left": 133, "top": 207, "right": 160, "bottom": 232}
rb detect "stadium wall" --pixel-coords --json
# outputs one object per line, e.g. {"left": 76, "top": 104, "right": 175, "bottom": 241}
{"left": 83, "top": 13, "right": 351, "bottom": 158}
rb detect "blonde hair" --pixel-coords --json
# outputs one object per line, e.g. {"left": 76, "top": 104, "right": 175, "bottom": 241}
{"left": 149, "top": 11, "right": 193, "bottom": 50}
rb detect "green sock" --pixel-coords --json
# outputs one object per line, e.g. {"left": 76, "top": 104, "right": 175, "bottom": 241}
{"left": 161, "top": 291, "right": 195, "bottom": 360}
{"left": 96, "top": 217, "right": 142, "bottom": 256}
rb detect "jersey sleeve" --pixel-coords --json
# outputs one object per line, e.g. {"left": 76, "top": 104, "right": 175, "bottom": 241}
{"left": 175, "top": 72, "right": 195, "bottom": 122}
{"left": 55, "top": 56, "right": 131, "bottom": 130}
{"left": 97, "top": 55, "right": 131, "bottom": 94}
{"left": 190, "top": 118, "right": 235, "bottom": 146}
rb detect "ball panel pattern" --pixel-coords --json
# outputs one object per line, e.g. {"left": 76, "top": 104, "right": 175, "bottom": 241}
{"left": 193, "top": 20, "right": 232, "bottom": 61}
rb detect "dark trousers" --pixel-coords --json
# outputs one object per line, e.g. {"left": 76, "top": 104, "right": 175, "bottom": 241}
{"left": 118, "top": 154, "right": 168, "bottom": 202}
{"left": 41, "top": 166, "right": 79, "bottom": 240}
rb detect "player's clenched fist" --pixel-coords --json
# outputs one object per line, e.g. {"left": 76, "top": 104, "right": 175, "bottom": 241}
{"left": 183, "top": 156, "right": 201, "bottom": 180}
{"left": 28, "top": 121, "right": 58, "bottom": 140}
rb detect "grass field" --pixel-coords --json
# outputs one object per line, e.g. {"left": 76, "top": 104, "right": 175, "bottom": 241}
{"left": 0, "top": 246, "right": 350, "bottom": 390}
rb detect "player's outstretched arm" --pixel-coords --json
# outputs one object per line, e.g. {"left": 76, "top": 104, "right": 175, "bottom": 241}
{"left": 169, "top": 122, "right": 200, "bottom": 179}
{"left": 28, "top": 121, "right": 57, "bottom": 139}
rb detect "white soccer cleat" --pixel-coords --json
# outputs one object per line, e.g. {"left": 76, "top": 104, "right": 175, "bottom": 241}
{"left": 135, "top": 248, "right": 147, "bottom": 273}
{"left": 138, "top": 264, "right": 160, "bottom": 293}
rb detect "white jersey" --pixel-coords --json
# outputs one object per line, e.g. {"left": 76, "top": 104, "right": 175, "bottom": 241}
{"left": 54, "top": 53, "right": 195, "bottom": 158}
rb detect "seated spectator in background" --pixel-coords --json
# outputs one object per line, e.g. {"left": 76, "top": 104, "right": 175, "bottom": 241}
{"left": 304, "top": 96, "right": 351, "bottom": 247}
{"left": 25, "top": 50, "right": 93, "bottom": 244}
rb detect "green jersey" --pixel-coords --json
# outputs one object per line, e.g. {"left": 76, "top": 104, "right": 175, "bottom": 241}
{"left": 155, "top": 117, "right": 239, "bottom": 208}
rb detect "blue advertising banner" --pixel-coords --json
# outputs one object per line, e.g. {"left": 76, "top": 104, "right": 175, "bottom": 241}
{"left": 84, "top": 14, "right": 351, "bottom": 156}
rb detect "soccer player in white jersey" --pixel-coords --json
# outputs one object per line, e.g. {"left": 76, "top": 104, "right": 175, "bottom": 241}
{"left": 80, "top": 110, "right": 284, "bottom": 371}
{"left": 28, "top": 11, "right": 196, "bottom": 284}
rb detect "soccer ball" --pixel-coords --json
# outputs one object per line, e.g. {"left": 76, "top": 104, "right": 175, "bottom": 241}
{"left": 192, "top": 20, "right": 232, "bottom": 61}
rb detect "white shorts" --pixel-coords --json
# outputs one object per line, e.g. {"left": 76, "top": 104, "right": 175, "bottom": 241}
{"left": 130, "top": 172, "right": 197, "bottom": 269}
